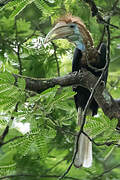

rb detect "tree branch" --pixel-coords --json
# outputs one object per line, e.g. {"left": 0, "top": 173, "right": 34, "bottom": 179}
{"left": 82, "top": 131, "right": 120, "bottom": 147}
{"left": 111, "top": 0, "right": 120, "bottom": 16}
{"left": 15, "top": 18, "right": 22, "bottom": 75}
{"left": 0, "top": 125, "right": 9, "bottom": 145}
{"left": 0, "top": 135, "right": 23, "bottom": 147}
{"left": 111, "top": 35, "right": 120, "bottom": 40}
{"left": 0, "top": 102, "right": 19, "bottom": 147}
{"left": 97, "top": 25, "right": 106, "bottom": 50}
{"left": 51, "top": 42, "right": 60, "bottom": 77}
{"left": 13, "top": 71, "right": 120, "bottom": 121}
{"left": 83, "top": 0, "right": 120, "bottom": 29}
{"left": 94, "top": 164, "right": 120, "bottom": 179}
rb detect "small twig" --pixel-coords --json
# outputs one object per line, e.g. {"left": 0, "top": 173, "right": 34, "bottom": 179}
{"left": 86, "top": 55, "right": 105, "bottom": 72}
{"left": 15, "top": 18, "right": 22, "bottom": 75}
{"left": 0, "top": 125, "right": 9, "bottom": 145}
{"left": 59, "top": 161, "right": 74, "bottom": 179}
{"left": 0, "top": 102, "right": 19, "bottom": 147}
{"left": 111, "top": 0, "right": 120, "bottom": 16}
{"left": 51, "top": 42, "right": 60, "bottom": 77}
{"left": 0, "top": 135, "right": 23, "bottom": 147}
{"left": 97, "top": 25, "right": 106, "bottom": 50}
{"left": 106, "top": 18, "right": 111, "bottom": 68}
{"left": 82, "top": 131, "right": 120, "bottom": 147}
{"left": 111, "top": 36, "right": 120, "bottom": 40}
{"left": 94, "top": 164, "right": 120, "bottom": 179}
{"left": 83, "top": 0, "right": 120, "bottom": 29}
{"left": 13, "top": 28, "right": 37, "bottom": 75}
{"left": 97, "top": 17, "right": 119, "bottom": 29}
{"left": 85, "top": 26, "right": 106, "bottom": 73}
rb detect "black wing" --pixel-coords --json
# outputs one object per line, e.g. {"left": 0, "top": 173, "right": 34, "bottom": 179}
{"left": 72, "top": 44, "right": 107, "bottom": 116}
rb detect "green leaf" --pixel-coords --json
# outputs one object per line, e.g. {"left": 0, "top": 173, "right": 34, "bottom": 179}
{"left": 9, "top": 0, "right": 34, "bottom": 18}
{"left": 17, "top": 77, "right": 26, "bottom": 90}
{"left": 0, "top": 72, "right": 25, "bottom": 111}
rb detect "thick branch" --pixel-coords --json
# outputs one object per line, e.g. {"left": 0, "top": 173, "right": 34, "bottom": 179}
{"left": 14, "top": 70, "right": 120, "bottom": 121}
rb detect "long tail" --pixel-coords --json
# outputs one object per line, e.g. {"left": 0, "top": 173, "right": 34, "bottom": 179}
{"left": 74, "top": 107, "right": 92, "bottom": 168}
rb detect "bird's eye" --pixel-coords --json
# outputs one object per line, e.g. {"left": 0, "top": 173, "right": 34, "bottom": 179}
{"left": 70, "top": 24, "right": 75, "bottom": 28}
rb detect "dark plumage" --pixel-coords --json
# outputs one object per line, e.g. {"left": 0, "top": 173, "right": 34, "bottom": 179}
{"left": 72, "top": 43, "right": 107, "bottom": 116}
{"left": 45, "top": 14, "right": 108, "bottom": 168}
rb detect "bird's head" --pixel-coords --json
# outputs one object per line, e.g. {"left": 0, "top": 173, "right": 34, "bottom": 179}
{"left": 44, "top": 15, "right": 93, "bottom": 51}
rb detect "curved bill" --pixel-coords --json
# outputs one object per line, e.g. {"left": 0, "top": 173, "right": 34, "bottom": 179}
{"left": 44, "top": 22, "right": 74, "bottom": 43}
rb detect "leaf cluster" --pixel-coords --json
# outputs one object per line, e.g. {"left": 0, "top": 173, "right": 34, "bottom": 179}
{"left": 0, "top": 0, "right": 120, "bottom": 179}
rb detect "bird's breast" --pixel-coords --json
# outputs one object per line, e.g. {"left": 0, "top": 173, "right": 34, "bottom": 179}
{"left": 81, "top": 47, "right": 99, "bottom": 66}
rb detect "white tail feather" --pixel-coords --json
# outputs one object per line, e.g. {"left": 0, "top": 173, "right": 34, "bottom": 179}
{"left": 74, "top": 107, "right": 92, "bottom": 168}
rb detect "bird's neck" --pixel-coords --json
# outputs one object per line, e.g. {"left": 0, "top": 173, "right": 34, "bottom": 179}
{"left": 75, "top": 41, "right": 85, "bottom": 51}
{"left": 74, "top": 36, "right": 85, "bottom": 52}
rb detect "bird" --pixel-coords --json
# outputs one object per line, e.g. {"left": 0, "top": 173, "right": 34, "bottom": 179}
{"left": 44, "top": 14, "right": 108, "bottom": 168}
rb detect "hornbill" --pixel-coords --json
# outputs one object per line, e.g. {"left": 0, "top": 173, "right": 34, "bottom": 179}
{"left": 45, "top": 15, "right": 107, "bottom": 168}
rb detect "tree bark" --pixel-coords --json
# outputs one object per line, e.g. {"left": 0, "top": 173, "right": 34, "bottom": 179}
{"left": 13, "top": 70, "right": 120, "bottom": 125}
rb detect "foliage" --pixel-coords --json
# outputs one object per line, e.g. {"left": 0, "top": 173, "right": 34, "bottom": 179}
{"left": 0, "top": 0, "right": 120, "bottom": 180}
